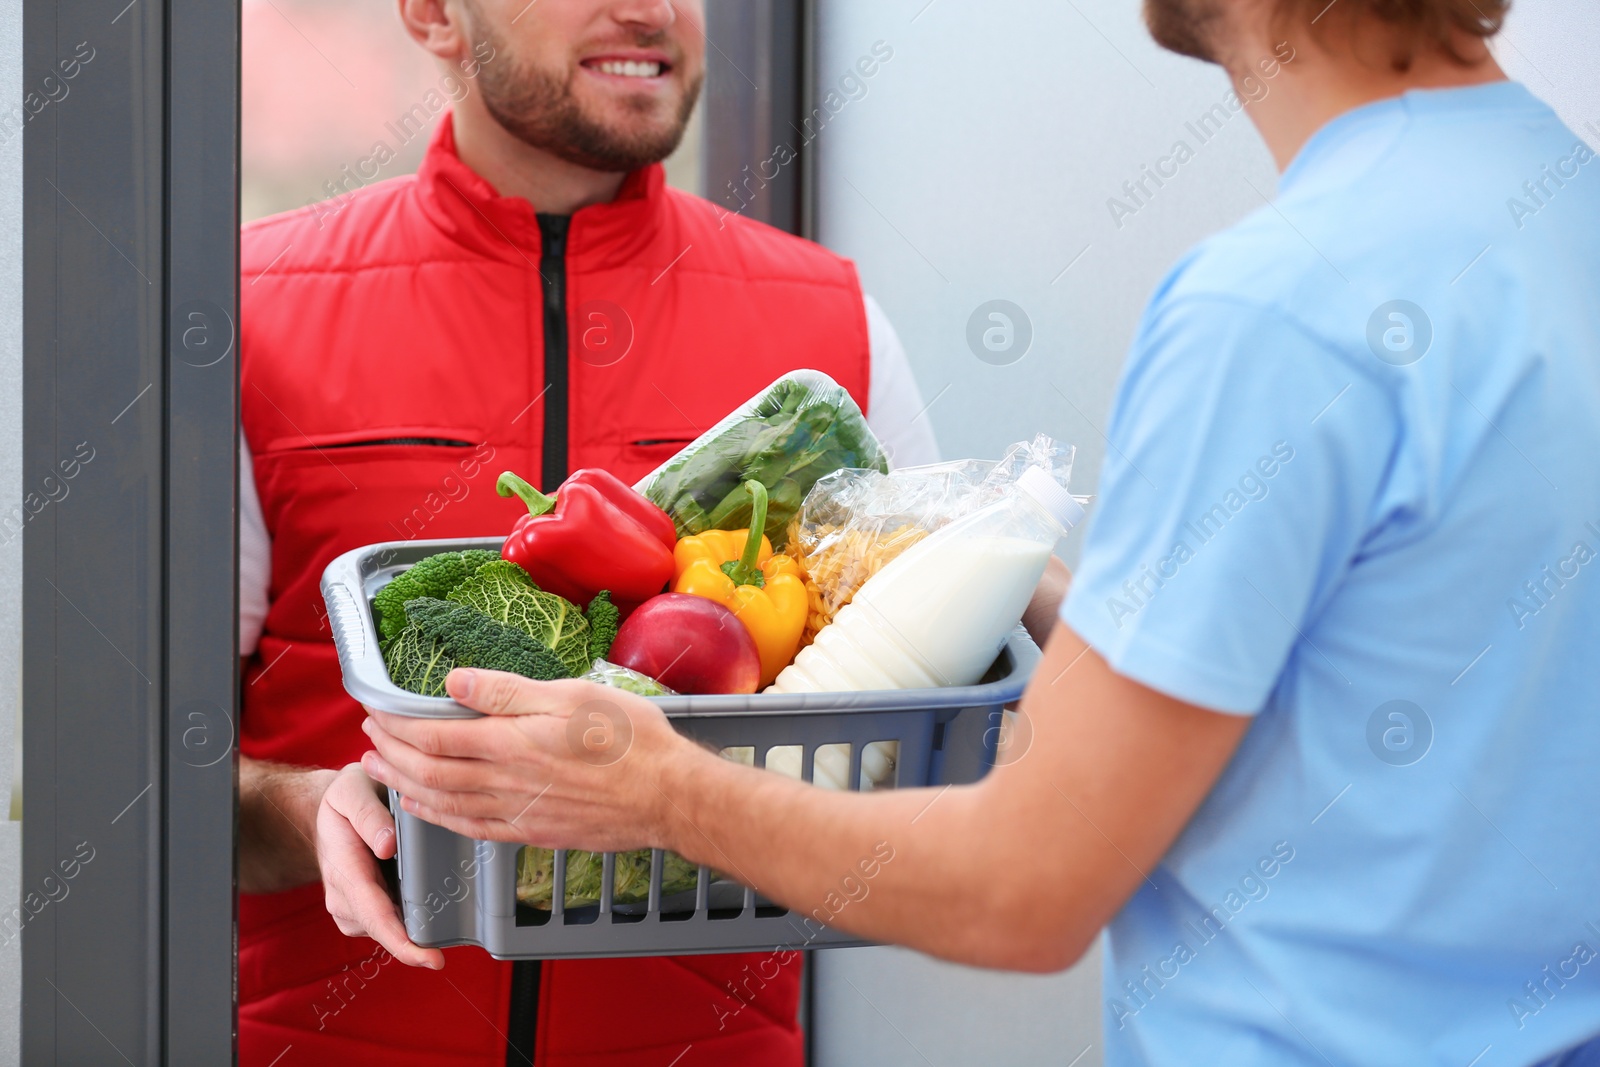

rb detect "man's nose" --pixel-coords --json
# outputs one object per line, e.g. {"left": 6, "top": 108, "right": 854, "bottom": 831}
{"left": 609, "top": 0, "right": 678, "bottom": 33}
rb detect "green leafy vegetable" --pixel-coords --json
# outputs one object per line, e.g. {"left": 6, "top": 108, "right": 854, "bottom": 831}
{"left": 404, "top": 597, "right": 570, "bottom": 681}
{"left": 585, "top": 591, "right": 620, "bottom": 663}
{"left": 383, "top": 624, "right": 456, "bottom": 697}
{"left": 516, "top": 846, "right": 699, "bottom": 910}
{"left": 374, "top": 549, "right": 500, "bottom": 642}
{"left": 446, "top": 560, "right": 591, "bottom": 677}
{"left": 636, "top": 371, "right": 888, "bottom": 549}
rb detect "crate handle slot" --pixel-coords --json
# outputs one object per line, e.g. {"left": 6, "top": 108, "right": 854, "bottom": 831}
{"left": 599, "top": 852, "right": 616, "bottom": 915}
{"left": 324, "top": 580, "right": 367, "bottom": 663}
{"left": 552, "top": 850, "right": 566, "bottom": 921}
{"left": 648, "top": 848, "right": 664, "bottom": 916}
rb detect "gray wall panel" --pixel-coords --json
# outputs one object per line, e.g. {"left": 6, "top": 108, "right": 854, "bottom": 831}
{"left": 22, "top": 0, "right": 168, "bottom": 1061}
{"left": 22, "top": 0, "right": 239, "bottom": 1047}
{"left": 164, "top": 0, "right": 239, "bottom": 1057}
{"left": 19, "top": 0, "right": 238, "bottom": 1052}
{"left": 1, "top": 0, "right": 21, "bottom": 822}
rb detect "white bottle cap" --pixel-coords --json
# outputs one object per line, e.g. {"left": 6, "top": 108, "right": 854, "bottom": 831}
{"left": 1017, "top": 466, "right": 1085, "bottom": 530}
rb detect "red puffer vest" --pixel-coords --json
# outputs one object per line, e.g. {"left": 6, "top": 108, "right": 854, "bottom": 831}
{"left": 238, "top": 114, "right": 869, "bottom": 1067}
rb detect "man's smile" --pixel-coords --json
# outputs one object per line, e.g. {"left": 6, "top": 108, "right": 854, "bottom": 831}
{"left": 579, "top": 51, "right": 674, "bottom": 86}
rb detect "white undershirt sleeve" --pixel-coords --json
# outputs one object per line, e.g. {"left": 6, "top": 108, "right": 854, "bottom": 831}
{"left": 238, "top": 431, "right": 271, "bottom": 658}
{"left": 863, "top": 293, "right": 942, "bottom": 468}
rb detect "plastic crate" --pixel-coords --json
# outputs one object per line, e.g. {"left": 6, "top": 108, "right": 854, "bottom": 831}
{"left": 322, "top": 536, "right": 1040, "bottom": 960}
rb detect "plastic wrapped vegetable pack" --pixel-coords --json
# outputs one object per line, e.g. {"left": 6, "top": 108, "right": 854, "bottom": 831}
{"left": 785, "top": 434, "right": 1084, "bottom": 644}
{"left": 582, "top": 658, "right": 676, "bottom": 696}
{"left": 635, "top": 370, "right": 888, "bottom": 550}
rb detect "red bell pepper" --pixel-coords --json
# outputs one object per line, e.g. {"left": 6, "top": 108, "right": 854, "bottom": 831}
{"left": 496, "top": 469, "right": 676, "bottom": 606}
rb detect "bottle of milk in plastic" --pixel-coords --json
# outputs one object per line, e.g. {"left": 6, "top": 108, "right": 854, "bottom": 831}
{"left": 769, "top": 467, "right": 1084, "bottom": 693}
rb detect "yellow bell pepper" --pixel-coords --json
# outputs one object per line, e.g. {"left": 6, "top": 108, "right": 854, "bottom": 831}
{"left": 673, "top": 480, "right": 808, "bottom": 687}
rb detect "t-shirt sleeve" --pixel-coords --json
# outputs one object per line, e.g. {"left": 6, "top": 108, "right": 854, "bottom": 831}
{"left": 1061, "top": 295, "right": 1402, "bottom": 714}
{"left": 864, "top": 294, "right": 942, "bottom": 468}
{"left": 238, "top": 430, "right": 271, "bottom": 659}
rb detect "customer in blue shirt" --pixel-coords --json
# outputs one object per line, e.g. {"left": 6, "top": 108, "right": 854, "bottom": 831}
{"left": 341, "top": 0, "right": 1600, "bottom": 1063}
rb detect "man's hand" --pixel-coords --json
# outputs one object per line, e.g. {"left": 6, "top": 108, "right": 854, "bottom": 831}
{"left": 316, "top": 763, "right": 444, "bottom": 970}
{"left": 360, "top": 673, "right": 706, "bottom": 849}
{"left": 239, "top": 754, "right": 444, "bottom": 968}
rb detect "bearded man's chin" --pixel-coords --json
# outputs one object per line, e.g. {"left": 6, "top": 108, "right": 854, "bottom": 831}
{"left": 487, "top": 93, "right": 697, "bottom": 173}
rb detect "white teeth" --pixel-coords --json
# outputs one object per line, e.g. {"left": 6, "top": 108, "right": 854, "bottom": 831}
{"left": 595, "top": 60, "right": 662, "bottom": 78}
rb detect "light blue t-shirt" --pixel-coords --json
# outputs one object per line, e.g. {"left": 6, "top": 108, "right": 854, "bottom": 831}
{"left": 1062, "top": 82, "right": 1600, "bottom": 1067}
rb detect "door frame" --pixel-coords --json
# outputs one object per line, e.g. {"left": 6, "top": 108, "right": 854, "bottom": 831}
{"left": 19, "top": 0, "right": 818, "bottom": 1059}
{"left": 21, "top": 0, "right": 239, "bottom": 1059}
{"left": 703, "top": 0, "right": 815, "bottom": 237}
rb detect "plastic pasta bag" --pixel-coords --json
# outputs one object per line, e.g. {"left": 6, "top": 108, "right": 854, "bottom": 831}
{"left": 635, "top": 370, "right": 889, "bottom": 550}
{"left": 786, "top": 434, "right": 1082, "bottom": 645}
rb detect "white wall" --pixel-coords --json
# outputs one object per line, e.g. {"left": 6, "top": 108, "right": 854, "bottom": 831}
{"left": 808, "top": 1, "right": 1600, "bottom": 1064}
{"left": 1492, "top": 0, "right": 1600, "bottom": 136}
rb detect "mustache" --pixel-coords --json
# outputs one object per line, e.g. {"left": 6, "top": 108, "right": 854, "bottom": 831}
{"left": 581, "top": 28, "right": 684, "bottom": 65}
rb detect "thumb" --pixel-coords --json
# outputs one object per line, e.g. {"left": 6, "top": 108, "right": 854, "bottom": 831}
{"left": 446, "top": 667, "right": 550, "bottom": 717}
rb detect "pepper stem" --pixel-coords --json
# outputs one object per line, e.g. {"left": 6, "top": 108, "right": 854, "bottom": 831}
{"left": 497, "top": 471, "right": 558, "bottom": 518}
{"left": 720, "top": 480, "right": 769, "bottom": 588}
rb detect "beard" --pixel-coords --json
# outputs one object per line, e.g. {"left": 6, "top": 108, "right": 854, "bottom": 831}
{"left": 1142, "top": 0, "right": 1226, "bottom": 62}
{"left": 466, "top": 17, "right": 702, "bottom": 173}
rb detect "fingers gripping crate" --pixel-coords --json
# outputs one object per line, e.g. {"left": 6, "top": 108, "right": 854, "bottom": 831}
{"left": 323, "top": 537, "right": 1040, "bottom": 960}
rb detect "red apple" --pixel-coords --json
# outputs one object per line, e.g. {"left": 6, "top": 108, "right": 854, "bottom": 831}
{"left": 608, "top": 594, "right": 761, "bottom": 695}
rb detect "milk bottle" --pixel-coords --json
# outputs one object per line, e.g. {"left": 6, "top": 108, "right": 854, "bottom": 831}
{"left": 769, "top": 467, "right": 1083, "bottom": 693}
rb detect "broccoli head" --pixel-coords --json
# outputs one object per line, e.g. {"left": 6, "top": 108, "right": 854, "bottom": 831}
{"left": 404, "top": 597, "right": 571, "bottom": 681}
{"left": 374, "top": 549, "right": 500, "bottom": 642}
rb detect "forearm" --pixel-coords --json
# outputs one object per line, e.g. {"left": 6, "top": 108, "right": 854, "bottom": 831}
{"left": 239, "top": 755, "right": 337, "bottom": 893}
{"left": 655, "top": 745, "right": 1063, "bottom": 969}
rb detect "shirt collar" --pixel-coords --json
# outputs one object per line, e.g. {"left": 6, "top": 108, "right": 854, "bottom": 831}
{"left": 415, "top": 111, "right": 667, "bottom": 265}
{"left": 1279, "top": 80, "right": 1545, "bottom": 195}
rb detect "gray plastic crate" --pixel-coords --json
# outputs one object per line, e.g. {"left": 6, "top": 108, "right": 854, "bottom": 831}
{"left": 322, "top": 536, "right": 1040, "bottom": 960}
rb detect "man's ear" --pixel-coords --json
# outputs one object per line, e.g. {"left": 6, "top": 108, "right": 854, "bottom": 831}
{"left": 397, "top": 0, "right": 473, "bottom": 64}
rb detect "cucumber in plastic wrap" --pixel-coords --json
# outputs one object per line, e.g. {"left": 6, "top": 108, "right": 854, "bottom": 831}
{"left": 635, "top": 370, "right": 888, "bottom": 550}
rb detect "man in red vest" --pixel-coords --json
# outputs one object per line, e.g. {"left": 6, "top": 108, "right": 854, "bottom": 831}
{"left": 236, "top": 1, "right": 938, "bottom": 1064}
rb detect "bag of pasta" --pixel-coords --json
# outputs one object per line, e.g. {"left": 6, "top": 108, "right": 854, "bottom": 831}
{"left": 785, "top": 434, "right": 1082, "bottom": 645}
